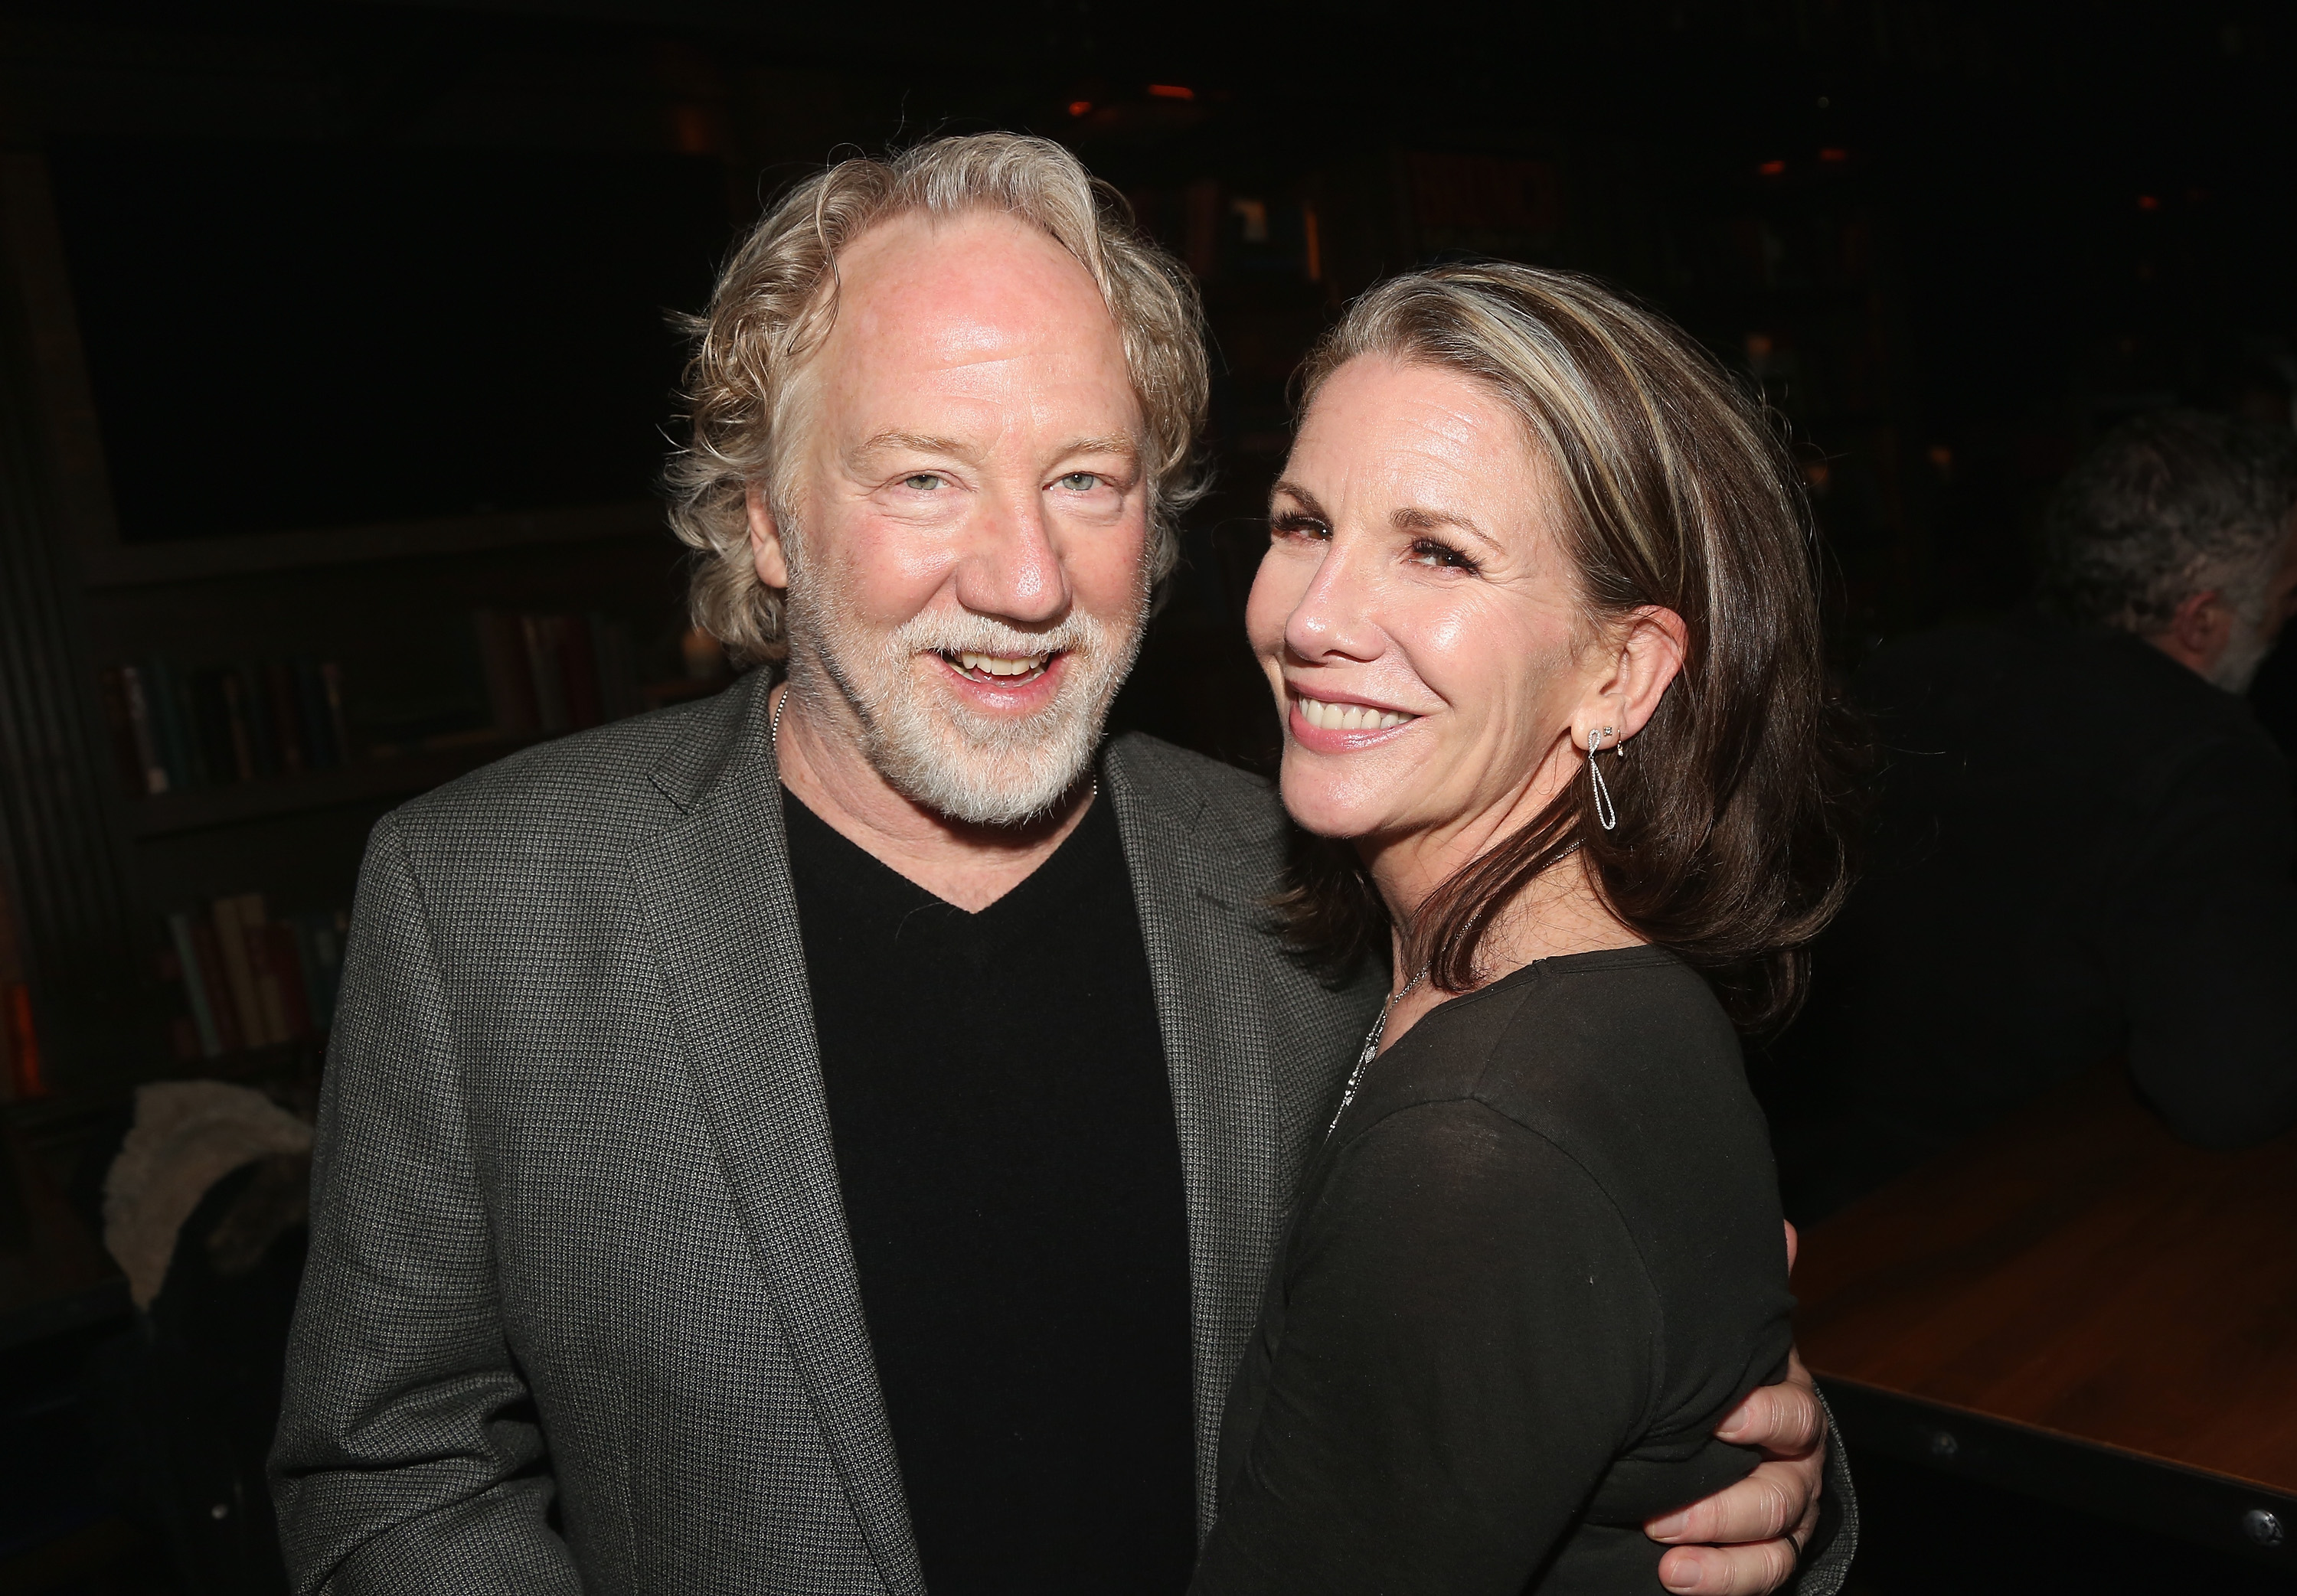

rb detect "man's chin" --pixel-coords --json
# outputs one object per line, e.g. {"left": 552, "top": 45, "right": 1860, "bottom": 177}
{"left": 883, "top": 744, "right": 1096, "bottom": 828}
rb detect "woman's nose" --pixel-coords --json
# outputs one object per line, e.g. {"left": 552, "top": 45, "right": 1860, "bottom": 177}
{"left": 1286, "top": 541, "right": 1384, "bottom": 663}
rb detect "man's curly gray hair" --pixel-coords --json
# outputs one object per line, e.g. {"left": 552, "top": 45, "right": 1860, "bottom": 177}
{"left": 2040, "top": 408, "right": 2297, "bottom": 636}
{"left": 666, "top": 132, "right": 1211, "bottom": 666}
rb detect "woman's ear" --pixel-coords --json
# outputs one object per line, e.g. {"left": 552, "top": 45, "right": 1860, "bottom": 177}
{"left": 1580, "top": 605, "right": 1688, "bottom": 744}
{"left": 747, "top": 485, "right": 789, "bottom": 589}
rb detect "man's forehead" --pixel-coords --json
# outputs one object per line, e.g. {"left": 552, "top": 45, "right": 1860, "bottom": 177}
{"left": 846, "top": 429, "right": 1141, "bottom": 465}
{"left": 833, "top": 211, "right": 1115, "bottom": 357}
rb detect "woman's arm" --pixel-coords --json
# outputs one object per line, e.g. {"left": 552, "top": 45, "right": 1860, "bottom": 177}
{"left": 1191, "top": 1101, "right": 1658, "bottom": 1596}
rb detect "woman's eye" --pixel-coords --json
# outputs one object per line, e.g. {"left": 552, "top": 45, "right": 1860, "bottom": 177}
{"left": 903, "top": 473, "right": 944, "bottom": 492}
{"left": 1271, "top": 514, "right": 1330, "bottom": 541}
{"left": 1057, "top": 472, "right": 1100, "bottom": 492}
{"left": 1408, "top": 538, "right": 1477, "bottom": 572}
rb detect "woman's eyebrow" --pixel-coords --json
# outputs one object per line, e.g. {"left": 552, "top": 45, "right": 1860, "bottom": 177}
{"left": 1269, "top": 479, "right": 1328, "bottom": 517}
{"left": 1393, "top": 504, "right": 1501, "bottom": 553}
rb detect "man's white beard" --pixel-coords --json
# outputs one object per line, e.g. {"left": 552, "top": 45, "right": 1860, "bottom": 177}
{"left": 782, "top": 547, "right": 1148, "bottom": 827}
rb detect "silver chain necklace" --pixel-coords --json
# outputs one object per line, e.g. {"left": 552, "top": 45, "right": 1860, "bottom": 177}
{"left": 1326, "top": 964, "right": 1430, "bottom": 1137}
{"left": 1326, "top": 837, "right": 1589, "bottom": 1138}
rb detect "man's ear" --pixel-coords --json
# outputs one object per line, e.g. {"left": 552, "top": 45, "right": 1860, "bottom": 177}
{"left": 2152, "top": 588, "right": 2233, "bottom": 679}
{"left": 747, "top": 485, "right": 789, "bottom": 589}
{"left": 1580, "top": 606, "right": 1688, "bottom": 745}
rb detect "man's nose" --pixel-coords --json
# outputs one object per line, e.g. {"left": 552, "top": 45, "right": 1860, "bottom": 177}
{"left": 953, "top": 494, "right": 1069, "bottom": 626}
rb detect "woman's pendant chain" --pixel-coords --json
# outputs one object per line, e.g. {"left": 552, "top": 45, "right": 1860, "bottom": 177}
{"left": 1326, "top": 965, "right": 1431, "bottom": 1137}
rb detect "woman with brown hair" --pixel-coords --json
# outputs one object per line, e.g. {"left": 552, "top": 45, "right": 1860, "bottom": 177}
{"left": 1188, "top": 263, "right": 1856, "bottom": 1594}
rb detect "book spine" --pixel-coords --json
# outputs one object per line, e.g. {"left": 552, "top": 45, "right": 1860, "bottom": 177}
{"left": 119, "top": 666, "right": 169, "bottom": 795}
{"left": 236, "top": 893, "right": 292, "bottom": 1046}
{"left": 266, "top": 661, "right": 307, "bottom": 772}
{"left": 286, "top": 914, "right": 328, "bottom": 1035}
{"left": 263, "top": 922, "right": 315, "bottom": 1042}
{"left": 523, "top": 615, "right": 570, "bottom": 734}
{"left": 238, "top": 661, "right": 279, "bottom": 775}
{"left": 209, "top": 895, "right": 270, "bottom": 1048}
{"left": 188, "top": 918, "right": 246, "bottom": 1053}
{"left": 175, "top": 667, "right": 214, "bottom": 788}
{"left": 145, "top": 658, "right": 193, "bottom": 791}
{"left": 166, "top": 911, "right": 224, "bottom": 1059}
{"left": 191, "top": 669, "right": 235, "bottom": 785}
{"left": 322, "top": 661, "right": 352, "bottom": 765}
{"left": 220, "top": 671, "right": 257, "bottom": 782}
{"left": 293, "top": 660, "right": 336, "bottom": 770}
{"left": 96, "top": 669, "right": 145, "bottom": 795}
{"left": 5, "top": 984, "right": 42, "bottom": 1100}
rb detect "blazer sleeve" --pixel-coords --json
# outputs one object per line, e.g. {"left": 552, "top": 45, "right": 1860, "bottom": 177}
{"left": 268, "top": 815, "right": 581, "bottom": 1596}
{"left": 2118, "top": 735, "right": 2297, "bottom": 1148}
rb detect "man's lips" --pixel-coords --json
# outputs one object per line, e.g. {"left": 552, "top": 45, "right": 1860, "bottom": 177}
{"left": 934, "top": 648, "right": 1061, "bottom": 689}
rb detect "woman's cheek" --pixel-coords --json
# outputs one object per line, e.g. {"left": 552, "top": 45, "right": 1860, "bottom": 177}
{"left": 1245, "top": 550, "right": 1307, "bottom": 662}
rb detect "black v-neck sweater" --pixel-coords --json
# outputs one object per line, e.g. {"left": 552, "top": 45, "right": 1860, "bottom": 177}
{"left": 783, "top": 786, "right": 1197, "bottom": 1593}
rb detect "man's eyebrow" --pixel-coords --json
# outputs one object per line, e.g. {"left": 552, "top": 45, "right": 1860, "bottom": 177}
{"left": 848, "top": 431, "right": 982, "bottom": 463}
{"left": 1059, "top": 435, "right": 1141, "bottom": 462}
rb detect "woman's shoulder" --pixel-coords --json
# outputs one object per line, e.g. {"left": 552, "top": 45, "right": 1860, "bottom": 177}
{"left": 1354, "top": 946, "right": 1778, "bottom": 1252}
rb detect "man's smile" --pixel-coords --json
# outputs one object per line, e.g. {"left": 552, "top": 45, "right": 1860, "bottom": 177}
{"left": 942, "top": 648, "right": 1056, "bottom": 685}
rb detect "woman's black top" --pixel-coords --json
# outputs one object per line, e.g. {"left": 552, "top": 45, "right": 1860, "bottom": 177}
{"left": 1191, "top": 947, "right": 1794, "bottom": 1596}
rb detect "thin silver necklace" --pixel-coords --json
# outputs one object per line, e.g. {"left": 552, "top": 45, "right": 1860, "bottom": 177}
{"left": 1326, "top": 964, "right": 1430, "bottom": 1137}
{"left": 1326, "top": 836, "right": 1588, "bottom": 1138}
{"left": 769, "top": 682, "right": 1097, "bottom": 804}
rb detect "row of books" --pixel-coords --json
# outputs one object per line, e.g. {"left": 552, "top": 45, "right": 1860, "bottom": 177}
{"left": 161, "top": 893, "right": 347, "bottom": 1060}
{"left": 472, "top": 609, "right": 646, "bottom": 739}
{"left": 100, "top": 657, "right": 353, "bottom": 798}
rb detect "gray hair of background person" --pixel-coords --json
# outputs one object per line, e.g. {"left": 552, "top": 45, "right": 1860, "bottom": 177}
{"left": 1273, "top": 263, "right": 1858, "bottom": 1030}
{"left": 2040, "top": 409, "right": 2297, "bottom": 651}
{"left": 666, "top": 132, "right": 1212, "bottom": 667}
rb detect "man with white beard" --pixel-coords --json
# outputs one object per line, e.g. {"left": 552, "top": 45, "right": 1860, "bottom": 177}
{"left": 270, "top": 135, "right": 1850, "bottom": 1596}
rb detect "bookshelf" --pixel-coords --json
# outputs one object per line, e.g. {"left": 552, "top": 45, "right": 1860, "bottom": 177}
{"left": 0, "top": 40, "right": 753, "bottom": 1100}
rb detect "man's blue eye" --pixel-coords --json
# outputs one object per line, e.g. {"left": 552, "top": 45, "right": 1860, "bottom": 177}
{"left": 1059, "top": 472, "right": 1099, "bottom": 491}
{"left": 904, "top": 474, "right": 943, "bottom": 491}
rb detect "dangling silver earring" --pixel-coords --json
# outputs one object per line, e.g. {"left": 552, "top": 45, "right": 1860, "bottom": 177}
{"left": 1587, "top": 726, "right": 1619, "bottom": 831}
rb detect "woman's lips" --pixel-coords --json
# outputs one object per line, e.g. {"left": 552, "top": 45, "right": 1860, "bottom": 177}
{"left": 1287, "top": 690, "right": 1420, "bottom": 751}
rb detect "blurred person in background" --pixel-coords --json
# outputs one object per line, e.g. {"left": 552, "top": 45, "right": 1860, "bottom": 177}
{"left": 1764, "top": 409, "right": 2297, "bottom": 1222}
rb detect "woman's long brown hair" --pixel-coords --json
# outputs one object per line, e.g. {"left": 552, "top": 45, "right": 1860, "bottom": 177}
{"left": 1269, "top": 264, "right": 1859, "bottom": 1032}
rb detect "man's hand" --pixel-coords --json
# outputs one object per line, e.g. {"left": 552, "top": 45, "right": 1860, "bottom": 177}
{"left": 1645, "top": 1223, "right": 1826, "bottom": 1595}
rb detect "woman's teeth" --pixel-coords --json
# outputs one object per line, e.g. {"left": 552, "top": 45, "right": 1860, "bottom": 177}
{"left": 1297, "top": 695, "right": 1415, "bottom": 733}
{"left": 951, "top": 650, "right": 1050, "bottom": 679}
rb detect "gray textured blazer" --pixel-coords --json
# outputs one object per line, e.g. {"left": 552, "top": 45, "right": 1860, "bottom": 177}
{"left": 271, "top": 667, "right": 1855, "bottom": 1595}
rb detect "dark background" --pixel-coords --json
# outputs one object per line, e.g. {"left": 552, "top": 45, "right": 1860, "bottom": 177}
{"left": 1, "top": 1, "right": 2294, "bottom": 1592}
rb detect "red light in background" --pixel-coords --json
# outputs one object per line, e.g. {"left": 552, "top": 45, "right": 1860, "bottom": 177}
{"left": 1069, "top": 100, "right": 1093, "bottom": 117}
{"left": 1819, "top": 147, "right": 1848, "bottom": 164}
{"left": 1758, "top": 159, "right": 1787, "bottom": 176}
{"left": 1146, "top": 83, "right": 1195, "bottom": 100}
{"left": 2137, "top": 194, "right": 2161, "bottom": 211}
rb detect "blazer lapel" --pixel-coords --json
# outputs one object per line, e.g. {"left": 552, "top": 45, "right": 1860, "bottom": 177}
{"left": 627, "top": 675, "right": 922, "bottom": 1594}
{"left": 1103, "top": 742, "right": 1288, "bottom": 1541}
